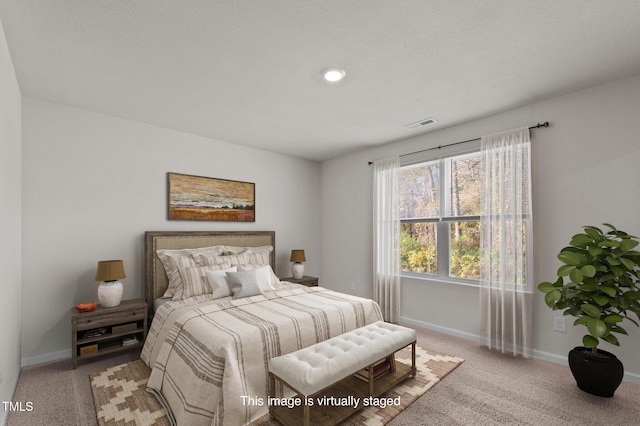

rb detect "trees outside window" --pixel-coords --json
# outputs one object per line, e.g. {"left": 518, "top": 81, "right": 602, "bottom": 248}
{"left": 400, "top": 152, "right": 482, "bottom": 282}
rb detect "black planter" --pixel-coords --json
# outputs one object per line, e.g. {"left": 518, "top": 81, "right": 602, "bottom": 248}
{"left": 568, "top": 346, "right": 624, "bottom": 397}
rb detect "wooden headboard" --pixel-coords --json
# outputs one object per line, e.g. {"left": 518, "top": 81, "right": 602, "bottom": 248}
{"left": 144, "top": 230, "right": 276, "bottom": 314}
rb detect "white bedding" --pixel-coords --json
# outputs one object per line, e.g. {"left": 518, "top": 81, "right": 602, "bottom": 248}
{"left": 141, "top": 283, "right": 383, "bottom": 425}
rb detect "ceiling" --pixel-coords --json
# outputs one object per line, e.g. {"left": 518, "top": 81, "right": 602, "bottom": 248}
{"left": 1, "top": 1, "right": 640, "bottom": 161}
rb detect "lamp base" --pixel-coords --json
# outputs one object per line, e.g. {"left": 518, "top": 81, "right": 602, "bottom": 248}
{"left": 98, "top": 280, "right": 123, "bottom": 307}
{"left": 291, "top": 262, "right": 304, "bottom": 280}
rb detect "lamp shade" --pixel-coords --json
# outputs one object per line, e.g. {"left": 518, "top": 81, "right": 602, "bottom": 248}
{"left": 290, "top": 250, "right": 306, "bottom": 263}
{"left": 95, "top": 260, "right": 126, "bottom": 282}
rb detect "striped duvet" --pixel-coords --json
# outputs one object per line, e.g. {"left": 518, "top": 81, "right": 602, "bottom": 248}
{"left": 141, "top": 283, "right": 383, "bottom": 425}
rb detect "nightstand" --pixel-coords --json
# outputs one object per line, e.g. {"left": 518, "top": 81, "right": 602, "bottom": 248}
{"left": 281, "top": 276, "right": 319, "bottom": 287}
{"left": 71, "top": 298, "right": 147, "bottom": 369}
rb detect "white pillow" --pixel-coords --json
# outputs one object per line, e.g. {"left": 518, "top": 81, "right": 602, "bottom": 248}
{"left": 237, "top": 264, "right": 279, "bottom": 291}
{"left": 226, "top": 270, "right": 264, "bottom": 299}
{"left": 156, "top": 245, "right": 224, "bottom": 297}
{"left": 174, "top": 262, "right": 232, "bottom": 301}
{"left": 205, "top": 266, "right": 237, "bottom": 299}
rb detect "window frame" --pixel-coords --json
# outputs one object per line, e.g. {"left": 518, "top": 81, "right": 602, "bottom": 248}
{"left": 400, "top": 150, "right": 482, "bottom": 285}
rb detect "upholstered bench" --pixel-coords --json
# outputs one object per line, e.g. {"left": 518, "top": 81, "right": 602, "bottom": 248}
{"left": 268, "top": 321, "right": 417, "bottom": 426}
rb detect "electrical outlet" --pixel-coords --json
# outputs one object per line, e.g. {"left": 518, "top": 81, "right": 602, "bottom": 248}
{"left": 553, "top": 316, "right": 566, "bottom": 332}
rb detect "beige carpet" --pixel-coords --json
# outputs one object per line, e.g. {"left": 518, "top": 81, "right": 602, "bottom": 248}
{"left": 89, "top": 345, "right": 463, "bottom": 426}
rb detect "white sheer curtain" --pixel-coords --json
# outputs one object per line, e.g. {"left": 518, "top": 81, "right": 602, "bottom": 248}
{"left": 480, "top": 127, "right": 533, "bottom": 357}
{"left": 373, "top": 156, "right": 401, "bottom": 323}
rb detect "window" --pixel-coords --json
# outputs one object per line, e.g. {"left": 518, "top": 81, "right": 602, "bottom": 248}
{"left": 400, "top": 151, "right": 482, "bottom": 283}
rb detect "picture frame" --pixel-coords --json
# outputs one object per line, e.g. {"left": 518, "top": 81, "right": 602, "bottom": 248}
{"left": 167, "top": 172, "right": 255, "bottom": 222}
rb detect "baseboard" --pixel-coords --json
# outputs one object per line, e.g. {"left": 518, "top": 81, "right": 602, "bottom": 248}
{"left": 400, "top": 316, "right": 640, "bottom": 385}
{"left": 400, "top": 316, "right": 483, "bottom": 344}
{"left": 21, "top": 349, "right": 70, "bottom": 368}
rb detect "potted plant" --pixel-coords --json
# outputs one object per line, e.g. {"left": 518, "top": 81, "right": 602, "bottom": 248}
{"left": 538, "top": 223, "right": 640, "bottom": 397}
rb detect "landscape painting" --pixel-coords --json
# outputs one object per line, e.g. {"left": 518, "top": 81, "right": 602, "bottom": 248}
{"left": 168, "top": 172, "right": 255, "bottom": 222}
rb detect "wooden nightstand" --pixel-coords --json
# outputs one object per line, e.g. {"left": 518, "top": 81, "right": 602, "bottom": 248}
{"left": 281, "top": 276, "right": 319, "bottom": 287}
{"left": 71, "top": 298, "right": 147, "bottom": 369}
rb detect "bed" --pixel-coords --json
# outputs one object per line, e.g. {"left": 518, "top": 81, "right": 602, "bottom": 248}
{"left": 140, "top": 231, "right": 384, "bottom": 426}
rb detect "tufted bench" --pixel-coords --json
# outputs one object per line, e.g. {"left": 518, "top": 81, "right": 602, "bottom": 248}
{"left": 268, "top": 321, "right": 417, "bottom": 426}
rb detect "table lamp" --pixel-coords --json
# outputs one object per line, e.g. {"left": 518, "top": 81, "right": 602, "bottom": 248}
{"left": 95, "top": 260, "right": 126, "bottom": 307}
{"left": 290, "top": 250, "right": 306, "bottom": 280}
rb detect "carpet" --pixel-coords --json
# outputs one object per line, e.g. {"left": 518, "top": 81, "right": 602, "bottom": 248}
{"left": 90, "top": 345, "right": 463, "bottom": 426}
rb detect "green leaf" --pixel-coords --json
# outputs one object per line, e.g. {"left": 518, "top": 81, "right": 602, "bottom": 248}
{"left": 569, "top": 268, "right": 584, "bottom": 284}
{"left": 620, "top": 239, "right": 639, "bottom": 252}
{"left": 583, "top": 335, "right": 599, "bottom": 348}
{"left": 580, "top": 304, "right": 602, "bottom": 318}
{"left": 537, "top": 282, "right": 556, "bottom": 293}
{"left": 574, "top": 317, "right": 590, "bottom": 326}
{"left": 592, "top": 295, "right": 610, "bottom": 306}
{"left": 557, "top": 265, "right": 575, "bottom": 277}
{"left": 598, "top": 273, "right": 615, "bottom": 283}
{"left": 624, "top": 291, "right": 640, "bottom": 300}
{"left": 587, "top": 318, "right": 608, "bottom": 338}
{"left": 620, "top": 257, "right": 636, "bottom": 270}
{"left": 588, "top": 246, "right": 604, "bottom": 257}
{"left": 603, "top": 314, "right": 623, "bottom": 323}
{"left": 584, "top": 227, "right": 603, "bottom": 239}
{"left": 611, "top": 265, "right": 624, "bottom": 277}
{"left": 600, "top": 286, "right": 617, "bottom": 297}
{"left": 558, "top": 251, "right": 583, "bottom": 266}
{"left": 579, "top": 282, "right": 598, "bottom": 292}
{"left": 544, "top": 290, "right": 562, "bottom": 306}
{"left": 606, "top": 256, "right": 621, "bottom": 266}
{"left": 580, "top": 265, "right": 597, "bottom": 277}
{"left": 603, "top": 334, "right": 620, "bottom": 346}
{"left": 571, "top": 234, "right": 593, "bottom": 246}
{"left": 602, "top": 240, "right": 620, "bottom": 248}
{"left": 610, "top": 325, "right": 628, "bottom": 335}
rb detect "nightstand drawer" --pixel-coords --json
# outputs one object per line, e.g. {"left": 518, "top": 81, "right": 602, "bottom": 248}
{"left": 75, "top": 307, "right": 146, "bottom": 330}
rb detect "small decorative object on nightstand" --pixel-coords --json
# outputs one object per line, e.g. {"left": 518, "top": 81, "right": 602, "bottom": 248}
{"left": 290, "top": 250, "right": 306, "bottom": 280}
{"left": 71, "top": 298, "right": 147, "bottom": 368}
{"left": 95, "top": 260, "right": 126, "bottom": 308}
{"left": 282, "top": 276, "right": 318, "bottom": 287}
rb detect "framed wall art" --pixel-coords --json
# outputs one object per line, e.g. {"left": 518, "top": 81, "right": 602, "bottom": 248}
{"left": 167, "top": 172, "right": 255, "bottom": 222}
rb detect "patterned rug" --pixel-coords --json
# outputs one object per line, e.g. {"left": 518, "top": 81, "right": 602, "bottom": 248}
{"left": 90, "top": 345, "right": 463, "bottom": 426}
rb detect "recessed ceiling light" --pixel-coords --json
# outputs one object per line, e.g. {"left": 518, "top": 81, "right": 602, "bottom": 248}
{"left": 322, "top": 67, "right": 346, "bottom": 82}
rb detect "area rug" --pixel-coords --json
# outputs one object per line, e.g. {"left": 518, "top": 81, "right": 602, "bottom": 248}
{"left": 90, "top": 345, "right": 463, "bottom": 426}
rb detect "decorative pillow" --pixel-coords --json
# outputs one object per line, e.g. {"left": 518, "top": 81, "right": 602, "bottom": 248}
{"left": 223, "top": 244, "right": 273, "bottom": 258}
{"left": 205, "top": 266, "right": 238, "bottom": 299}
{"left": 156, "top": 245, "right": 224, "bottom": 297}
{"left": 226, "top": 270, "right": 264, "bottom": 299}
{"left": 236, "top": 264, "right": 280, "bottom": 291}
{"left": 196, "top": 252, "right": 250, "bottom": 267}
{"left": 174, "top": 262, "right": 233, "bottom": 301}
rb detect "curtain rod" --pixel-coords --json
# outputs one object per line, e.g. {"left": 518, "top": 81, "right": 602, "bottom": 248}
{"left": 367, "top": 121, "right": 550, "bottom": 165}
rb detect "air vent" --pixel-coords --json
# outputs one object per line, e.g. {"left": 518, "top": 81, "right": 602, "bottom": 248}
{"left": 404, "top": 117, "right": 436, "bottom": 130}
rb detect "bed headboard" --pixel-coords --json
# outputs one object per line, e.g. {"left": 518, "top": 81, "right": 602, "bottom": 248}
{"left": 144, "top": 230, "right": 276, "bottom": 314}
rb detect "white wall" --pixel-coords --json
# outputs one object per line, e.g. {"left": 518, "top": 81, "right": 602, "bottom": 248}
{"left": 321, "top": 74, "right": 640, "bottom": 381}
{"left": 21, "top": 98, "right": 321, "bottom": 365}
{"left": 0, "top": 17, "right": 22, "bottom": 423}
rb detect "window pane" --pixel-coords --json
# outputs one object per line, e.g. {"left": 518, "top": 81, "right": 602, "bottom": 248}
{"left": 449, "top": 221, "right": 480, "bottom": 279}
{"left": 449, "top": 154, "right": 482, "bottom": 217}
{"left": 401, "top": 222, "right": 437, "bottom": 274}
{"left": 400, "top": 162, "right": 440, "bottom": 219}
